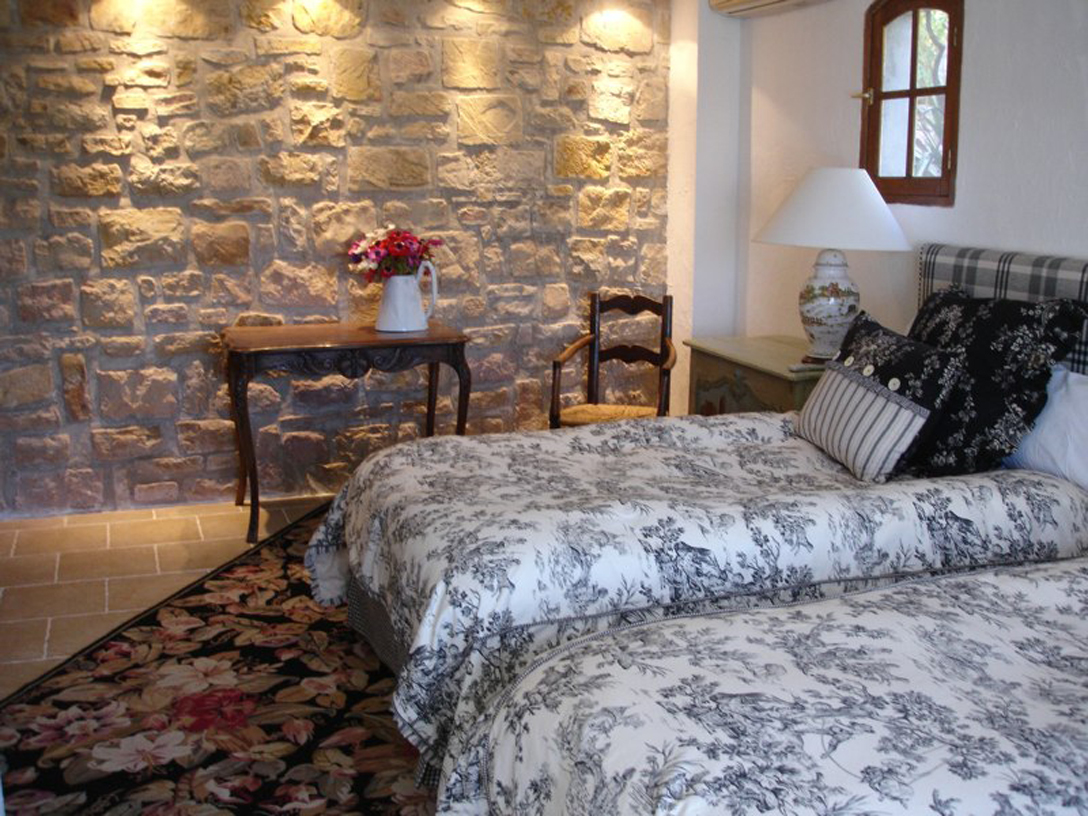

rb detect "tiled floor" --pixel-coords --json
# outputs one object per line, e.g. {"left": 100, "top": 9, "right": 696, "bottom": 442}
{"left": 0, "top": 495, "right": 329, "bottom": 701}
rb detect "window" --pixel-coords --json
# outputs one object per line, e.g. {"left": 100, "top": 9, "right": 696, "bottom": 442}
{"left": 860, "top": 0, "right": 963, "bottom": 206}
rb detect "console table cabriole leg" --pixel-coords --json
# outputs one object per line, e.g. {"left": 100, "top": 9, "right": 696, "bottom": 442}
{"left": 453, "top": 346, "right": 471, "bottom": 436}
{"left": 228, "top": 353, "right": 261, "bottom": 544}
{"left": 227, "top": 352, "right": 247, "bottom": 507}
{"left": 426, "top": 361, "right": 439, "bottom": 437}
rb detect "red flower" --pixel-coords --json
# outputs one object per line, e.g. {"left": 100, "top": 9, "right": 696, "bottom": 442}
{"left": 172, "top": 688, "right": 257, "bottom": 732}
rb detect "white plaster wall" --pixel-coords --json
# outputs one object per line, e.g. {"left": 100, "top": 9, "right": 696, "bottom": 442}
{"left": 743, "top": 0, "right": 1088, "bottom": 336}
{"left": 668, "top": 0, "right": 744, "bottom": 411}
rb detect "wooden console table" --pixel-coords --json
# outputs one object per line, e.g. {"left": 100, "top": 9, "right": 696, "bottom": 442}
{"left": 221, "top": 321, "right": 471, "bottom": 542}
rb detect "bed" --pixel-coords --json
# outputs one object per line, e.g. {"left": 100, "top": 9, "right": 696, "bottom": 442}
{"left": 439, "top": 556, "right": 1088, "bottom": 815}
{"left": 305, "top": 243, "right": 1088, "bottom": 784}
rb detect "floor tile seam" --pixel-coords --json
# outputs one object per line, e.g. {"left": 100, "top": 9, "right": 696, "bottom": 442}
{"left": 0, "top": 656, "right": 63, "bottom": 666}
{"left": 42, "top": 617, "right": 54, "bottom": 661}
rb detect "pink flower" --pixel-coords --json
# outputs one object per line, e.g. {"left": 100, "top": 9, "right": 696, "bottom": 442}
{"left": 23, "top": 701, "right": 131, "bottom": 751}
{"left": 172, "top": 688, "right": 256, "bottom": 732}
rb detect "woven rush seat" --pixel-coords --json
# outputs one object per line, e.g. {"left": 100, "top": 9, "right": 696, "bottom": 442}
{"left": 557, "top": 403, "right": 658, "bottom": 426}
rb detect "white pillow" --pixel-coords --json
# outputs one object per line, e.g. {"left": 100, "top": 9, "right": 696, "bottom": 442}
{"left": 1004, "top": 364, "right": 1088, "bottom": 490}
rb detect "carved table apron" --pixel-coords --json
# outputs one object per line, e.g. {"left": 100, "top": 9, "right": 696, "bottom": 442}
{"left": 221, "top": 321, "right": 471, "bottom": 542}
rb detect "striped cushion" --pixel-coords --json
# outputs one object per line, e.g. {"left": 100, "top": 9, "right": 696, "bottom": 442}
{"left": 798, "top": 362, "right": 930, "bottom": 482}
{"left": 796, "top": 313, "right": 962, "bottom": 482}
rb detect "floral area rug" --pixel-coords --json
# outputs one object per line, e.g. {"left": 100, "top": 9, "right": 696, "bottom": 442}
{"left": 0, "top": 506, "right": 434, "bottom": 815}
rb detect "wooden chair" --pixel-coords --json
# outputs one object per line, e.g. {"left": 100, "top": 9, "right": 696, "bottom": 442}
{"left": 549, "top": 291, "right": 676, "bottom": 428}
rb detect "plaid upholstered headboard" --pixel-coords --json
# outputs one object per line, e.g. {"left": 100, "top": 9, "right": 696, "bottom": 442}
{"left": 917, "top": 243, "right": 1088, "bottom": 374}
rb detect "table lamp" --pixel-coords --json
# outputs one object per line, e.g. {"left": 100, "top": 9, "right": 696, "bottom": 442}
{"left": 755, "top": 167, "right": 911, "bottom": 362}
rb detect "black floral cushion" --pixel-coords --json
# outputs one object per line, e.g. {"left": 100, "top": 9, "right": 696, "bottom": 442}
{"left": 796, "top": 313, "right": 962, "bottom": 482}
{"left": 905, "top": 286, "right": 1087, "bottom": 476}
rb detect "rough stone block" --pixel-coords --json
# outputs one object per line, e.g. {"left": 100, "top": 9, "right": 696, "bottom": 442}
{"left": 59, "top": 352, "right": 91, "bottom": 420}
{"left": 51, "top": 163, "right": 123, "bottom": 197}
{"left": 457, "top": 95, "right": 523, "bottom": 146}
{"left": 389, "top": 91, "right": 451, "bottom": 117}
{"left": 98, "top": 367, "right": 178, "bottom": 419}
{"left": 260, "top": 260, "right": 337, "bottom": 306}
{"left": 578, "top": 186, "right": 631, "bottom": 230}
{"left": 145, "top": 303, "right": 189, "bottom": 323}
{"left": 312, "top": 201, "right": 377, "bottom": 256}
{"left": 99, "top": 207, "right": 185, "bottom": 268}
{"left": 581, "top": 5, "right": 653, "bottom": 54}
{"left": 91, "top": 425, "right": 166, "bottom": 459}
{"left": 347, "top": 146, "right": 430, "bottom": 190}
{"left": 555, "top": 135, "right": 612, "bottom": 179}
{"left": 81, "top": 278, "right": 136, "bottom": 328}
{"left": 82, "top": 134, "right": 133, "bottom": 157}
{"left": 258, "top": 152, "right": 326, "bottom": 188}
{"left": 242, "top": 0, "right": 289, "bottom": 32}
{"left": 292, "top": 375, "right": 356, "bottom": 407}
{"left": 290, "top": 102, "right": 346, "bottom": 147}
{"left": 192, "top": 221, "right": 250, "bottom": 266}
{"left": 0, "top": 239, "right": 28, "bottom": 279}
{"left": 206, "top": 63, "right": 284, "bottom": 116}
{"left": 18, "top": 280, "right": 77, "bottom": 322}
{"left": 443, "top": 39, "right": 500, "bottom": 89}
{"left": 14, "top": 434, "right": 70, "bottom": 466}
{"left": 293, "top": 0, "right": 365, "bottom": 37}
{"left": 0, "top": 364, "right": 53, "bottom": 409}
{"left": 20, "top": 0, "right": 79, "bottom": 27}
{"left": 133, "top": 482, "right": 179, "bottom": 504}
{"left": 389, "top": 49, "right": 432, "bottom": 84}
{"left": 617, "top": 130, "right": 667, "bottom": 179}
{"left": 332, "top": 46, "right": 380, "bottom": 102}
{"left": 589, "top": 77, "right": 635, "bottom": 124}
{"left": 162, "top": 271, "right": 205, "bottom": 299}
{"left": 154, "top": 331, "right": 218, "bottom": 357}
{"left": 128, "top": 159, "right": 201, "bottom": 197}
{"left": 144, "top": 0, "right": 232, "bottom": 39}
{"left": 177, "top": 419, "right": 235, "bottom": 454}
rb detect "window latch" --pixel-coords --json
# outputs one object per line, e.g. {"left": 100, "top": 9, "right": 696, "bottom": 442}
{"left": 851, "top": 88, "right": 874, "bottom": 105}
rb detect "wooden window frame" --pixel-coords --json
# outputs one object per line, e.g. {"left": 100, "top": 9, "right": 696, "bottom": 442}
{"left": 860, "top": 0, "right": 963, "bottom": 206}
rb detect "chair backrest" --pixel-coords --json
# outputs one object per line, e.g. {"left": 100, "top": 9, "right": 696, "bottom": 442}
{"left": 587, "top": 291, "right": 673, "bottom": 414}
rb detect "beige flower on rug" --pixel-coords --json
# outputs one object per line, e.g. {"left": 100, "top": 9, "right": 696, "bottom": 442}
{"left": 91, "top": 731, "right": 191, "bottom": 773}
{"left": 156, "top": 657, "right": 238, "bottom": 694}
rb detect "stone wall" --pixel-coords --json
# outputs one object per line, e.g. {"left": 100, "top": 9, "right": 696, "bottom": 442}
{"left": 0, "top": 0, "right": 670, "bottom": 515}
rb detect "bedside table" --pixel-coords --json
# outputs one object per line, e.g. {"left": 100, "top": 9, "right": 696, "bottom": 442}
{"left": 684, "top": 335, "right": 824, "bottom": 415}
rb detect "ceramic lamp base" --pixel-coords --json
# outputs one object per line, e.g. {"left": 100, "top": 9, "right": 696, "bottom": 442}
{"left": 798, "top": 248, "right": 859, "bottom": 361}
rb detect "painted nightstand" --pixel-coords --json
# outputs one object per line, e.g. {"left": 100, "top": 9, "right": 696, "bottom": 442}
{"left": 684, "top": 335, "right": 824, "bottom": 415}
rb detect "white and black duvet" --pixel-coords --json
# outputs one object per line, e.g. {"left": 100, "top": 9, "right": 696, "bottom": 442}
{"left": 304, "top": 413, "right": 1088, "bottom": 777}
{"left": 441, "top": 557, "right": 1088, "bottom": 815}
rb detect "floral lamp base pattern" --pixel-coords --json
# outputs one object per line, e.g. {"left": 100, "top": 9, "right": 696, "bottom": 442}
{"left": 798, "top": 248, "right": 860, "bottom": 361}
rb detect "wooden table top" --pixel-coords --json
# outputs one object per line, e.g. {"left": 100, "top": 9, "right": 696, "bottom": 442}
{"left": 220, "top": 320, "right": 468, "bottom": 354}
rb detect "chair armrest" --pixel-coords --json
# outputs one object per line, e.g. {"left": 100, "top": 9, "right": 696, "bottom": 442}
{"left": 662, "top": 338, "right": 677, "bottom": 370}
{"left": 550, "top": 333, "right": 594, "bottom": 428}
{"left": 553, "top": 333, "right": 594, "bottom": 365}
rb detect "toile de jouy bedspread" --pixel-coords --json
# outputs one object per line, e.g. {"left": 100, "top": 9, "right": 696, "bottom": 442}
{"left": 304, "top": 412, "right": 1088, "bottom": 778}
{"left": 439, "top": 556, "right": 1088, "bottom": 815}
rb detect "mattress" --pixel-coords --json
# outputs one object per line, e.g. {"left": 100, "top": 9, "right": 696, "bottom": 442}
{"left": 441, "top": 557, "right": 1088, "bottom": 814}
{"left": 304, "top": 411, "right": 1088, "bottom": 778}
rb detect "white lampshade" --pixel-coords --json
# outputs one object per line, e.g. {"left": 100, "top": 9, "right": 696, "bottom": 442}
{"left": 755, "top": 167, "right": 910, "bottom": 251}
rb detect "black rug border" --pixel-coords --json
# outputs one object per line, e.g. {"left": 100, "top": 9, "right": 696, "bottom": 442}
{"left": 0, "top": 501, "right": 331, "bottom": 709}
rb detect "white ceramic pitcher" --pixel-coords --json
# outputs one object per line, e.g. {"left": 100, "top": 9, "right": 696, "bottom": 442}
{"left": 375, "top": 260, "right": 438, "bottom": 332}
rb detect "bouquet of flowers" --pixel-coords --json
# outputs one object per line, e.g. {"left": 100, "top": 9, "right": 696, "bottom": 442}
{"left": 348, "top": 225, "right": 443, "bottom": 284}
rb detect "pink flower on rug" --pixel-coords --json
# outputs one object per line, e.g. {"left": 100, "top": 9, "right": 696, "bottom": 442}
{"left": 172, "top": 688, "right": 257, "bottom": 732}
{"left": 156, "top": 657, "right": 238, "bottom": 695}
{"left": 90, "top": 730, "right": 191, "bottom": 773}
{"left": 23, "top": 701, "right": 131, "bottom": 750}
